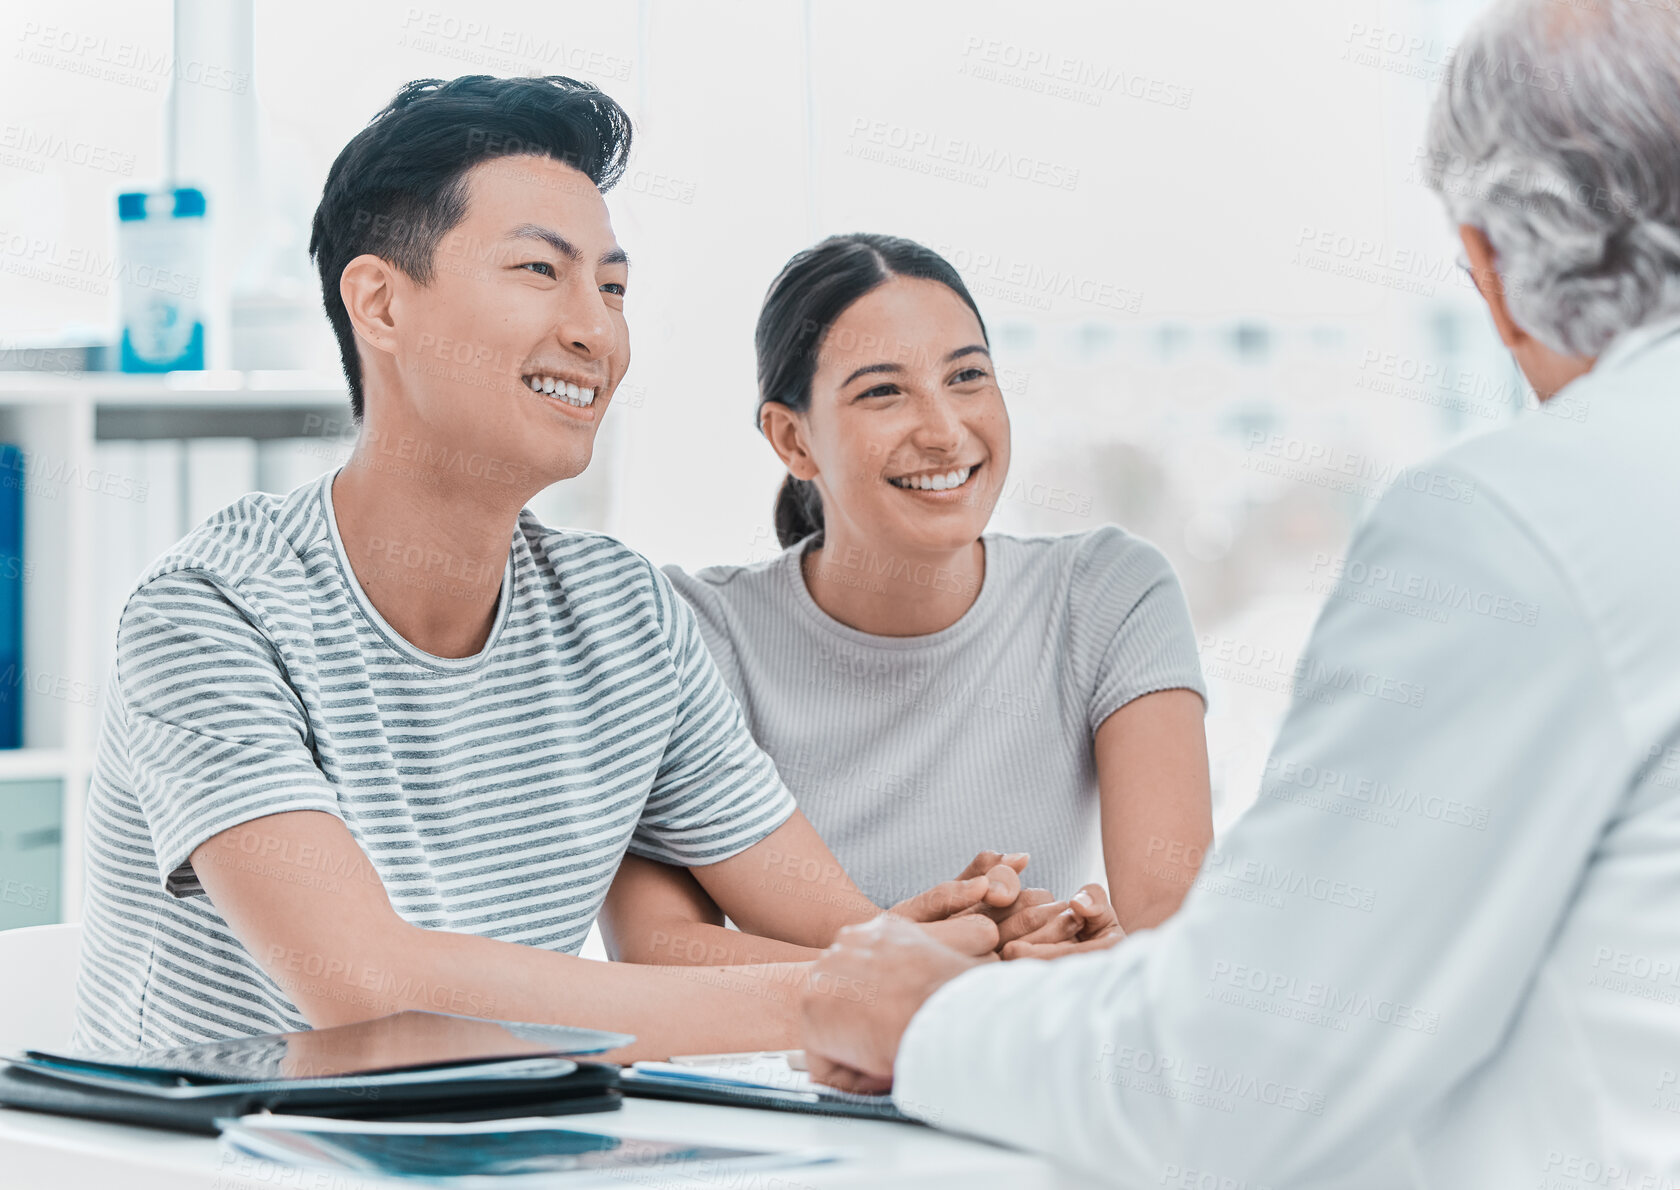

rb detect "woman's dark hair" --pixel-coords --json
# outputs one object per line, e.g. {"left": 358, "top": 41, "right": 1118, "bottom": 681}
{"left": 755, "top": 233, "right": 989, "bottom": 548}
{"left": 308, "top": 74, "right": 632, "bottom": 419}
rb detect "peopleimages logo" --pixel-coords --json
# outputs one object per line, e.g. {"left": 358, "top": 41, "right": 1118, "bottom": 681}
{"left": 1208, "top": 961, "right": 1441, "bottom": 1034}
{"left": 1307, "top": 552, "right": 1541, "bottom": 626}
{"left": 1262, "top": 757, "right": 1491, "bottom": 831}
{"left": 1199, "top": 632, "right": 1428, "bottom": 710}
{"left": 845, "top": 118, "right": 1081, "bottom": 191}
{"left": 1244, "top": 430, "right": 1478, "bottom": 505}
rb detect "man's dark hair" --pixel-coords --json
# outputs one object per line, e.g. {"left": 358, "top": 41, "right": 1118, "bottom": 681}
{"left": 308, "top": 74, "right": 633, "bottom": 419}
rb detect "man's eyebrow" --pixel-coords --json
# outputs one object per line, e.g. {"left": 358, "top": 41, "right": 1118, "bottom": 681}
{"left": 508, "top": 224, "right": 579, "bottom": 261}
{"left": 506, "top": 225, "right": 630, "bottom": 270}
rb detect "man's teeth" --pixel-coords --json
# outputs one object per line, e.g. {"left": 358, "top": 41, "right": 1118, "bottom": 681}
{"left": 889, "top": 465, "right": 974, "bottom": 491}
{"left": 523, "top": 375, "right": 596, "bottom": 407}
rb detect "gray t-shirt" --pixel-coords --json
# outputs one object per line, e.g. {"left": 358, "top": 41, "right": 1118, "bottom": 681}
{"left": 664, "top": 527, "right": 1205, "bottom": 907}
{"left": 73, "top": 471, "right": 795, "bottom": 1051}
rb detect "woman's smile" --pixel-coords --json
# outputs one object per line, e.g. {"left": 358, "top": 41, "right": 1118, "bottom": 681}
{"left": 886, "top": 459, "right": 984, "bottom": 494}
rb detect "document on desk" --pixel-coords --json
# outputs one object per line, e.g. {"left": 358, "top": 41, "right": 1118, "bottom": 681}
{"left": 218, "top": 1113, "right": 836, "bottom": 1187}
{"left": 621, "top": 1052, "right": 910, "bottom": 1121}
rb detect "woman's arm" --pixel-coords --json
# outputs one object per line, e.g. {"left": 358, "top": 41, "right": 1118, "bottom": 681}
{"left": 1095, "top": 687, "right": 1213, "bottom": 931}
{"left": 601, "top": 853, "right": 826, "bottom": 965}
{"left": 601, "top": 813, "right": 1029, "bottom": 965}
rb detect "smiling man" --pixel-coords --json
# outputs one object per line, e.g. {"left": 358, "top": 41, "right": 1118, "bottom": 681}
{"left": 70, "top": 74, "right": 1012, "bottom": 1059}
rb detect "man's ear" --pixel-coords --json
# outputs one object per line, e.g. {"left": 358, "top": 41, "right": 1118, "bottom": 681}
{"left": 1459, "top": 225, "right": 1527, "bottom": 351}
{"left": 339, "top": 254, "right": 403, "bottom": 360}
{"left": 759, "top": 403, "right": 819, "bottom": 481}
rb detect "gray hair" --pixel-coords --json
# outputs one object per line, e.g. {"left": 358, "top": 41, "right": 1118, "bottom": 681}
{"left": 1422, "top": 0, "right": 1680, "bottom": 357}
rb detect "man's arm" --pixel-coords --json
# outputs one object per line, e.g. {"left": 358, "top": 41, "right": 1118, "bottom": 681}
{"left": 194, "top": 809, "right": 814, "bottom": 1062}
{"left": 809, "top": 472, "right": 1629, "bottom": 1185}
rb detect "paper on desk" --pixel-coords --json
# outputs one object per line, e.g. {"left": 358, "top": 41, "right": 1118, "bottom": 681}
{"left": 216, "top": 1113, "right": 837, "bottom": 1188}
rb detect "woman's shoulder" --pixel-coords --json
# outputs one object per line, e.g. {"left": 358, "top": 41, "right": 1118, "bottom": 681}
{"left": 985, "top": 524, "right": 1175, "bottom": 584}
{"left": 661, "top": 540, "right": 806, "bottom": 617}
{"left": 985, "top": 526, "right": 1188, "bottom": 646}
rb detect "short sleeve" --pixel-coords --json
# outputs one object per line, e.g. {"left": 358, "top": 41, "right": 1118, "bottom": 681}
{"left": 1066, "top": 527, "right": 1207, "bottom": 734}
{"left": 630, "top": 563, "right": 795, "bottom": 866}
{"left": 660, "top": 563, "right": 746, "bottom": 702}
{"left": 114, "top": 569, "right": 341, "bottom": 898}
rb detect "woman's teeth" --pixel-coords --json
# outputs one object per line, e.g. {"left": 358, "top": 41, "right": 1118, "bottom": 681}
{"left": 889, "top": 465, "right": 974, "bottom": 492}
{"left": 523, "top": 375, "right": 596, "bottom": 407}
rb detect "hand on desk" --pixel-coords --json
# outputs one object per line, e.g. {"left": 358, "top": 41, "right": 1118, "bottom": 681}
{"left": 800, "top": 914, "right": 989, "bottom": 1094}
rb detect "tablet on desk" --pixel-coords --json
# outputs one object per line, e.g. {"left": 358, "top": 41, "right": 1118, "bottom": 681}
{"left": 622, "top": 1051, "right": 911, "bottom": 1122}
{"left": 17, "top": 1009, "right": 631, "bottom": 1088}
{"left": 0, "top": 1011, "right": 633, "bottom": 1133}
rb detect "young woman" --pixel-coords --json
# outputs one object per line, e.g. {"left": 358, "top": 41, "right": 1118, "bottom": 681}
{"left": 600, "top": 234, "right": 1211, "bottom": 964}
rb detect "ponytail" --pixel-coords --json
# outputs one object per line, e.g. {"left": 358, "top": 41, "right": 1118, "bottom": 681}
{"left": 774, "top": 474, "right": 824, "bottom": 548}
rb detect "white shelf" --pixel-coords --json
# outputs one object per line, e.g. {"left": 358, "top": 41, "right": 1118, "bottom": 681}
{"left": 0, "top": 369, "right": 347, "bottom": 404}
{"left": 0, "top": 369, "right": 353, "bottom": 923}
{"left": 0, "top": 749, "right": 71, "bottom": 782}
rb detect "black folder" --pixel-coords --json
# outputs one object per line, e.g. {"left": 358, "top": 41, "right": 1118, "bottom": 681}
{"left": 0, "top": 1010, "right": 629, "bottom": 1135}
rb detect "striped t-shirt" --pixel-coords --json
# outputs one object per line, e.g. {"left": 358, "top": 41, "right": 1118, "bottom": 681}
{"left": 664, "top": 526, "right": 1206, "bottom": 908}
{"left": 73, "top": 471, "right": 795, "bottom": 1051}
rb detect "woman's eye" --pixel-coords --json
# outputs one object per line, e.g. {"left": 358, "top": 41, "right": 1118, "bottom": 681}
{"left": 520, "top": 261, "right": 556, "bottom": 277}
{"left": 952, "top": 367, "right": 989, "bottom": 384}
{"left": 858, "top": 384, "right": 897, "bottom": 400}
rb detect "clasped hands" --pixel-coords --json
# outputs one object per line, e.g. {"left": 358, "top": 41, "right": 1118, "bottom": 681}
{"left": 890, "top": 850, "right": 1123, "bottom": 960}
{"left": 802, "top": 850, "right": 1124, "bottom": 1094}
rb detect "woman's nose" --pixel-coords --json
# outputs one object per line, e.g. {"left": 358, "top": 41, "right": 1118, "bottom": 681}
{"left": 912, "top": 393, "right": 965, "bottom": 450}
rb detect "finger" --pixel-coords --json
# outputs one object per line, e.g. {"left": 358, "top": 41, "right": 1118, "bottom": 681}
{"left": 1070, "top": 888, "right": 1121, "bottom": 939}
{"left": 993, "top": 899, "right": 1071, "bottom": 947}
{"left": 956, "top": 884, "right": 1056, "bottom": 925}
{"left": 954, "top": 851, "right": 1029, "bottom": 881}
{"left": 808, "top": 1052, "right": 892, "bottom": 1095}
{"left": 955, "top": 851, "right": 1005, "bottom": 880}
{"left": 1013, "top": 886, "right": 1057, "bottom": 909}
{"left": 1007, "top": 906, "right": 1082, "bottom": 948}
{"left": 891, "top": 875, "right": 990, "bottom": 922}
{"left": 1070, "top": 883, "right": 1117, "bottom": 924}
{"left": 1001, "top": 931, "right": 1125, "bottom": 962}
{"left": 920, "top": 913, "right": 1001, "bottom": 956}
{"left": 982, "top": 861, "right": 1022, "bottom": 908}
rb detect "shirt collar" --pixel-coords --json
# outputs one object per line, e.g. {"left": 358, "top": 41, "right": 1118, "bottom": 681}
{"left": 1593, "top": 310, "right": 1680, "bottom": 373}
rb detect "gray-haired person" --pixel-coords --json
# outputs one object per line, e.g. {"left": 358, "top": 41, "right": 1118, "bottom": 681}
{"left": 797, "top": 1, "right": 1680, "bottom": 1185}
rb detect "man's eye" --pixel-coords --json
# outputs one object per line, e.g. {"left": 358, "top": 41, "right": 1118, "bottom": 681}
{"left": 520, "top": 261, "right": 556, "bottom": 277}
{"left": 601, "top": 282, "right": 626, "bottom": 296}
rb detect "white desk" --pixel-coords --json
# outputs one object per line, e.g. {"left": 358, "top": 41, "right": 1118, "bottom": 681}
{"left": 0, "top": 1095, "right": 1105, "bottom": 1190}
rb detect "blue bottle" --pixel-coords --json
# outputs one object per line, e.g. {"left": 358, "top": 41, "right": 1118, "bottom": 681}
{"left": 117, "top": 188, "right": 207, "bottom": 372}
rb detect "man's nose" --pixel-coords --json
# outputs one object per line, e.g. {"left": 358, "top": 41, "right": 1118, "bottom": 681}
{"left": 553, "top": 280, "right": 617, "bottom": 360}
